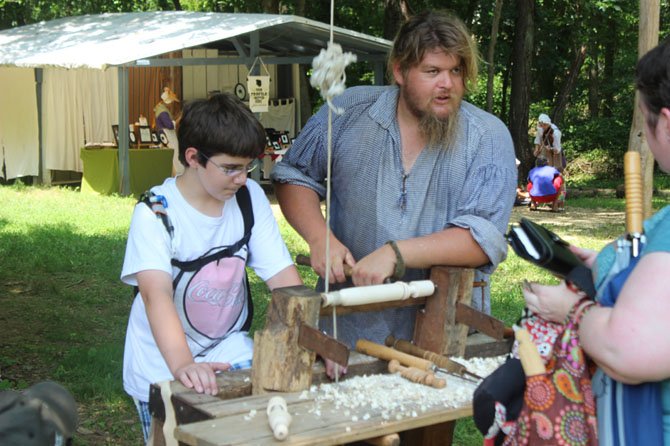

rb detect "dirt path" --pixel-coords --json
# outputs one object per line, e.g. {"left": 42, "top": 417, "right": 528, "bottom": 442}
{"left": 510, "top": 205, "right": 624, "bottom": 231}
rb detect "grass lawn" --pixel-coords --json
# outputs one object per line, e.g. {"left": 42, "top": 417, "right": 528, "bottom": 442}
{"left": 0, "top": 182, "right": 667, "bottom": 445}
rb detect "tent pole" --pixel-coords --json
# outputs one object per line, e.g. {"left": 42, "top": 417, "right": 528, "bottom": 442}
{"left": 118, "top": 66, "right": 130, "bottom": 196}
{"left": 35, "top": 68, "right": 47, "bottom": 185}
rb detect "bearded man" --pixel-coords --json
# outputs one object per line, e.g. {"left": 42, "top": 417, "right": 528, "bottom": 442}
{"left": 271, "top": 10, "right": 516, "bottom": 368}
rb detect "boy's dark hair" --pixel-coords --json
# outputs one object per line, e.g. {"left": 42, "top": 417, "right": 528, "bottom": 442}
{"left": 635, "top": 38, "right": 670, "bottom": 129}
{"left": 388, "top": 10, "right": 479, "bottom": 93}
{"left": 176, "top": 92, "right": 266, "bottom": 167}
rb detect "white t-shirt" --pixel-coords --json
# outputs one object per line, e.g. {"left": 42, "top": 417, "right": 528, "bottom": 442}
{"left": 121, "top": 178, "right": 293, "bottom": 401}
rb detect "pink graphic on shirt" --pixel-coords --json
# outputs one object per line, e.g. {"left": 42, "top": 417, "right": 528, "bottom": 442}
{"left": 184, "top": 256, "right": 246, "bottom": 338}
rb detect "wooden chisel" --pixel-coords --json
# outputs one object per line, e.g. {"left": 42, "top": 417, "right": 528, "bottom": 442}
{"left": 385, "top": 335, "right": 483, "bottom": 381}
{"left": 355, "top": 339, "right": 480, "bottom": 382}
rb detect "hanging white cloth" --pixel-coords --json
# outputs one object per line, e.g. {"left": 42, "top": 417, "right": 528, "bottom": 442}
{"left": 42, "top": 67, "right": 118, "bottom": 172}
{"left": 0, "top": 67, "right": 39, "bottom": 179}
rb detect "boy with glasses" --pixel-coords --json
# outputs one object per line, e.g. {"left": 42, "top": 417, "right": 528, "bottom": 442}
{"left": 121, "top": 93, "right": 302, "bottom": 442}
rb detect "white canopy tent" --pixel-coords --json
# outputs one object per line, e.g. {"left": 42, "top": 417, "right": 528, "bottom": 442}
{"left": 0, "top": 11, "right": 391, "bottom": 193}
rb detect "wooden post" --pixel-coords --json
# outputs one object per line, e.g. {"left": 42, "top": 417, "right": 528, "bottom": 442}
{"left": 406, "top": 266, "right": 474, "bottom": 446}
{"left": 413, "top": 266, "right": 474, "bottom": 356}
{"left": 251, "top": 285, "right": 322, "bottom": 394}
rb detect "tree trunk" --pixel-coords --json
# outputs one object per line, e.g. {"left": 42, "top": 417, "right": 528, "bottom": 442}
{"left": 587, "top": 45, "right": 600, "bottom": 117}
{"left": 601, "top": 16, "right": 617, "bottom": 117}
{"left": 552, "top": 44, "right": 587, "bottom": 125}
{"left": 509, "top": 0, "right": 535, "bottom": 178}
{"left": 383, "top": 0, "right": 412, "bottom": 41}
{"left": 485, "top": 0, "right": 504, "bottom": 113}
{"left": 629, "top": 0, "right": 660, "bottom": 218}
{"left": 261, "top": 0, "right": 279, "bottom": 13}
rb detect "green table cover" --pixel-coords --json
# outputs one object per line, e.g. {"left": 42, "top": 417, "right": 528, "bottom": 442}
{"left": 80, "top": 148, "right": 174, "bottom": 198}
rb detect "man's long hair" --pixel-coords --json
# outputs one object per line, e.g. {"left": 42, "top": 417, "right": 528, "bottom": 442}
{"left": 387, "top": 10, "right": 479, "bottom": 94}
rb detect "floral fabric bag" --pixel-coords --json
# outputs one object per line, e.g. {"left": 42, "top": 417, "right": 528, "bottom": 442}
{"left": 503, "top": 299, "right": 598, "bottom": 446}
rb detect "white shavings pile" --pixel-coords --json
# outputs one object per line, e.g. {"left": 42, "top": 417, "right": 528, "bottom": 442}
{"left": 302, "top": 355, "right": 506, "bottom": 422}
{"left": 448, "top": 355, "right": 506, "bottom": 379}
{"left": 306, "top": 373, "right": 472, "bottom": 422}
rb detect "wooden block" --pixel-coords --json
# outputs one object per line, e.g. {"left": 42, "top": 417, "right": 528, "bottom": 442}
{"left": 413, "top": 266, "right": 474, "bottom": 357}
{"left": 251, "top": 285, "right": 322, "bottom": 394}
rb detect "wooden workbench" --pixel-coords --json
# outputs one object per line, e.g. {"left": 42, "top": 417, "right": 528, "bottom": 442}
{"left": 175, "top": 386, "right": 473, "bottom": 446}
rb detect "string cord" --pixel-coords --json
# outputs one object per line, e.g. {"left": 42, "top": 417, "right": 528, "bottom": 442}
{"left": 310, "top": 0, "right": 356, "bottom": 381}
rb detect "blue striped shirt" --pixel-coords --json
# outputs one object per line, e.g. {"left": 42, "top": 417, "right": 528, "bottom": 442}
{"left": 272, "top": 85, "right": 517, "bottom": 347}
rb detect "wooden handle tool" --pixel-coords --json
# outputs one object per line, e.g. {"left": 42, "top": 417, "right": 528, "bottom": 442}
{"left": 355, "top": 339, "right": 433, "bottom": 371}
{"left": 388, "top": 360, "right": 446, "bottom": 388}
{"left": 624, "top": 151, "right": 644, "bottom": 257}
{"left": 296, "top": 254, "right": 353, "bottom": 276}
{"left": 385, "top": 335, "right": 483, "bottom": 380}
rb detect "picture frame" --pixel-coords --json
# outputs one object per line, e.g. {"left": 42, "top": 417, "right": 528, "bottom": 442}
{"left": 159, "top": 132, "right": 169, "bottom": 146}
{"left": 151, "top": 132, "right": 159, "bottom": 144}
{"left": 280, "top": 134, "right": 289, "bottom": 144}
{"left": 138, "top": 126, "right": 153, "bottom": 144}
{"left": 111, "top": 125, "right": 119, "bottom": 146}
{"left": 129, "top": 131, "right": 137, "bottom": 144}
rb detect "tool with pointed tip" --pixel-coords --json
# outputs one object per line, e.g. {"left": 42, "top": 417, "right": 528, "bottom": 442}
{"left": 385, "top": 335, "right": 484, "bottom": 381}
{"left": 355, "top": 339, "right": 480, "bottom": 382}
{"left": 388, "top": 359, "right": 446, "bottom": 388}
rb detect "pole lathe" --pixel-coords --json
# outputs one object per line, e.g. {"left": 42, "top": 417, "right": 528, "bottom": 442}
{"left": 321, "top": 280, "right": 436, "bottom": 307}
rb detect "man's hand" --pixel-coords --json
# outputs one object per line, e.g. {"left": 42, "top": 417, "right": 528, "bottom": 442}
{"left": 351, "top": 244, "right": 396, "bottom": 286}
{"left": 174, "top": 362, "right": 231, "bottom": 395}
{"left": 309, "top": 234, "right": 356, "bottom": 283}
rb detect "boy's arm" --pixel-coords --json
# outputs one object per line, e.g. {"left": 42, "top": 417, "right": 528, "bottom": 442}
{"left": 265, "top": 265, "right": 303, "bottom": 290}
{"left": 137, "top": 269, "right": 229, "bottom": 395}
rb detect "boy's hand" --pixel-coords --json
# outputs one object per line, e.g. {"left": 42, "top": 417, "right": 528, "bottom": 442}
{"left": 174, "top": 362, "right": 230, "bottom": 395}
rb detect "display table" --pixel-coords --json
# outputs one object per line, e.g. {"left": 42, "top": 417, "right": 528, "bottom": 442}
{"left": 80, "top": 147, "right": 174, "bottom": 197}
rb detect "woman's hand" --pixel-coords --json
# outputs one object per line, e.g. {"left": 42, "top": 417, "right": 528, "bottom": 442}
{"left": 569, "top": 245, "right": 598, "bottom": 268}
{"left": 522, "top": 281, "right": 581, "bottom": 323}
{"left": 174, "top": 361, "right": 231, "bottom": 395}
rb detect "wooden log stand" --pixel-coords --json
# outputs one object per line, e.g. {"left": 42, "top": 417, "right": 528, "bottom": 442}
{"left": 148, "top": 266, "right": 510, "bottom": 445}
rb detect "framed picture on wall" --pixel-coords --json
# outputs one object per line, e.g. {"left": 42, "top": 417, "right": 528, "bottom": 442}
{"left": 111, "top": 125, "right": 119, "bottom": 146}
{"left": 151, "top": 132, "right": 159, "bottom": 144}
{"left": 138, "top": 126, "right": 153, "bottom": 144}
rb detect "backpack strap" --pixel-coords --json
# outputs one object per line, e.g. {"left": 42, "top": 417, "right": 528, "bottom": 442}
{"left": 170, "top": 186, "right": 254, "bottom": 271}
{"left": 138, "top": 190, "right": 174, "bottom": 239}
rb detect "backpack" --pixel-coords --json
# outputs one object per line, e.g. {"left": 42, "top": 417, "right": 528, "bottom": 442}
{"left": 136, "top": 186, "right": 255, "bottom": 356}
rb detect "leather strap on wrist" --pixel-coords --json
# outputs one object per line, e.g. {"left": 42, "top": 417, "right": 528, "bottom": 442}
{"left": 386, "top": 240, "right": 406, "bottom": 280}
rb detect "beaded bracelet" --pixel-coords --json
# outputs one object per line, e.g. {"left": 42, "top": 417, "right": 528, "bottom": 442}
{"left": 565, "top": 296, "right": 597, "bottom": 326}
{"left": 386, "top": 240, "right": 406, "bottom": 280}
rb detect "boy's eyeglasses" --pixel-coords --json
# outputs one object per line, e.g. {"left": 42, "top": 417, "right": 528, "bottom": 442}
{"left": 199, "top": 152, "right": 257, "bottom": 177}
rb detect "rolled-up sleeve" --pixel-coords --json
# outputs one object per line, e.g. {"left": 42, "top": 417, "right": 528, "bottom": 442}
{"left": 448, "top": 115, "right": 517, "bottom": 273}
{"left": 271, "top": 109, "right": 329, "bottom": 198}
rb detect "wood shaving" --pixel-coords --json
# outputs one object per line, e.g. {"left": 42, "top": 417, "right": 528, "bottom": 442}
{"left": 304, "top": 355, "right": 505, "bottom": 421}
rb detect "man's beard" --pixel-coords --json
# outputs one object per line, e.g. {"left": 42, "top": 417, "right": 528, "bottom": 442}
{"left": 401, "top": 87, "right": 461, "bottom": 148}
{"left": 418, "top": 109, "right": 460, "bottom": 148}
